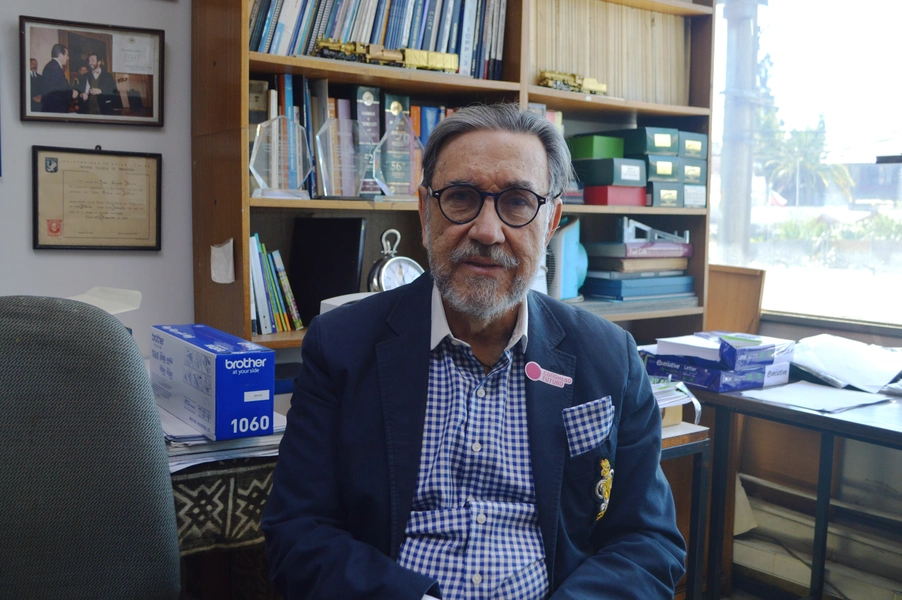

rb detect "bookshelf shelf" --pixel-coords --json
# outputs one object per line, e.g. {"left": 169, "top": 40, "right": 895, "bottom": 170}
{"left": 250, "top": 198, "right": 420, "bottom": 211}
{"left": 527, "top": 86, "right": 711, "bottom": 120}
{"left": 562, "top": 205, "right": 708, "bottom": 216}
{"left": 578, "top": 305, "right": 706, "bottom": 323}
{"left": 251, "top": 328, "right": 308, "bottom": 349}
{"left": 602, "top": 0, "right": 714, "bottom": 17}
{"left": 250, "top": 53, "right": 521, "bottom": 99}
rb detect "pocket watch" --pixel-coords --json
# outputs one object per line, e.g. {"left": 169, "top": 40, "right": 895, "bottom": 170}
{"left": 368, "top": 229, "right": 425, "bottom": 292}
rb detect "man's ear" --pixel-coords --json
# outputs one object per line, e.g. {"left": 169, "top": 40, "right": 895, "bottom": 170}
{"left": 544, "top": 198, "right": 564, "bottom": 247}
{"left": 418, "top": 185, "right": 429, "bottom": 248}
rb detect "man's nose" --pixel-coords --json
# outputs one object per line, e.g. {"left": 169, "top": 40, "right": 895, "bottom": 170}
{"left": 467, "top": 199, "right": 506, "bottom": 246}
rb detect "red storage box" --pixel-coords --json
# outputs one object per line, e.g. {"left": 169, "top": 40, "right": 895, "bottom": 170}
{"left": 584, "top": 185, "right": 647, "bottom": 206}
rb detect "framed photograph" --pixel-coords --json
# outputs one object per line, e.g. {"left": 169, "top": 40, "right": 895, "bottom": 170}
{"left": 20, "top": 16, "right": 164, "bottom": 127}
{"left": 33, "top": 146, "right": 161, "bottom": 250}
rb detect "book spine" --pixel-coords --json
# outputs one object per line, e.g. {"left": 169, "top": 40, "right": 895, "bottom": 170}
{"left": 294, "top": 0, "right": 320, "bottom": 53}
{"left": 456, "top": 0, "right": 476, "bottom": 76}
{"left": 406, "top": 0, "right": 427, "bottom": 49}
{"left": 249, "top": 258, "right": 259, "bottom": 335}
{"left": 585, "top": 242, "right": 693, "bottom": 258}
{"left": 446, "top": 0, "right": 463, "bottom": 54}
{"left": 249, "top": 235, "right": 273, "bottom": 335}
{"left": 250, "top": 0, "right": 274, "bottom": 50}
{"left": 272, "top": 250, "right": 304, "bottom": 329}
{"left": 271, "top": 0, "right": 306, "bottom": 54}
{"left": 370, "top": 0, "right": 391, "bottom": 44}
{"left": 424, "top": 0, "right": 442, "bottom": 50}
{"left": 419, "top": 105, "right": 441, "bottom": 147}
{"left": 266, "top": 250, "right": 291, "bottom": 330}
{"left": 260, "top": 0, "right": 286, "bottom": 53}
{"left": 258, "top": 240, "right": 284, "bottom": 331}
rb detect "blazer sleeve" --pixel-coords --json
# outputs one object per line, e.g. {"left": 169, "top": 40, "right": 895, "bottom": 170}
{"left": 550, "top": 331, "right": 687, "bottom": 599}
{"left": 261, "top": 318, "right": 438, "bottom": 600}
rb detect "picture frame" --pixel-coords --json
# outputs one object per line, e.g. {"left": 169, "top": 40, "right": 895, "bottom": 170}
{"left": 33, "top": 146, "right": 162, "bottom": 250}
{"left": 20, "top": 16, "right": 164, "bottom": 127}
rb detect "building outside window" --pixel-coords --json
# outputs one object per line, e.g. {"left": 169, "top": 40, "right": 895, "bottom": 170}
{"left": 711, "top": 0, "right": 902, "bottom": 327}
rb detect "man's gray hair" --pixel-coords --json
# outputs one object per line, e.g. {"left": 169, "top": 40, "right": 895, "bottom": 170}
{"left": 421, "top": 103, "right": 573, "bottom": 199}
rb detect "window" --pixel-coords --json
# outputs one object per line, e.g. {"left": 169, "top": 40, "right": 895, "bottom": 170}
{"left": 711, "top": 0, "right": 902, "bottom": 327}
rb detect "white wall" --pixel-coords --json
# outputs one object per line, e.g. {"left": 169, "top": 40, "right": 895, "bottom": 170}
{"left": 0, "top": 0, "right": 193, "bottom": 357}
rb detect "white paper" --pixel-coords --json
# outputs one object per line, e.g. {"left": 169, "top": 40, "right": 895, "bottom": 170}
{"left": 741, "top": 381, "right": 892, "bottom": 413}
{"left": 68, "top": 287, "right": 142, "bottom": 315}
{"left": 210, "top": 238, "right": 235, "bottom": 284}
{"left": 792, "top": 334, "right": 902, "bottom": 394}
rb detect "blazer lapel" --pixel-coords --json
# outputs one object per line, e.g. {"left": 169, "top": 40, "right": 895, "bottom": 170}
{"left": 524, "top": 293, "right": 575, "bottom": 579}
{"left": 377, "top": 274, "right": 434, "bottom": 558}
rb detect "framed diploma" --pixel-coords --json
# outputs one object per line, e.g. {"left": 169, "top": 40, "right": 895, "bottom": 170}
{"left": 32, "top": 146, "right": 161, "bottom": 251}
{"left": 20, "top": 16, "right": 164, "bottom": 127}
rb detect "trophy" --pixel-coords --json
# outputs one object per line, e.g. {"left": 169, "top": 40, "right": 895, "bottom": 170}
{"left": 249, "top": 116, "right": 313, "bottom": 199}
{"left": 373, "top": 112, "right": 424, "bottom": 198}
{"left": 314, "top": 118, "right": 376, "bottom": 198}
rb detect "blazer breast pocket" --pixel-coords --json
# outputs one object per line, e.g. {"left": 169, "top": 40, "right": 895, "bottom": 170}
{"left": 562, "top": 396, "right": 614, "bottom": 458}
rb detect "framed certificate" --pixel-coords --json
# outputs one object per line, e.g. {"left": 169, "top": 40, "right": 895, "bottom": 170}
{"left": 20, "top": 16, "right": 164, "bottom": 127}
{"left": 32, "top": 146, "right": 161, "bottom": 250}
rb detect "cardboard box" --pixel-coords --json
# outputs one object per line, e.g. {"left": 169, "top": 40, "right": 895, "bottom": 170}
{"left": 684, "top": 184, "right": 707, "bottom": 208}
{"left": 584, "top": 185, "right": 646, "bottom": 206}
{"left": 150, "top": 324, "right": 275, "bottom": 440}
{"left": 573, "top": 157, "right": 646, "bottom": 187}
{"left": 637, "top": 155, "right": 682, "bottom": 182}
{"left": 679, "top": 131, "right": 708, "bottom": 159}
{"left": 567, "top": 135, "right": 624, "bottom": 160}
{"left": 616, "top": 127, "right": 679, "bottom": 156}
{"left": 647, "top": 182, "right": 683, "bottom": 207}
{"left": 682, "top": 158, "right": 707, "bottom": 185}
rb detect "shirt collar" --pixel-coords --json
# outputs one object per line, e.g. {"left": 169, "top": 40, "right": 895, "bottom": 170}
{"left": 429, "top": 284, "right": 529, "bottom": 353}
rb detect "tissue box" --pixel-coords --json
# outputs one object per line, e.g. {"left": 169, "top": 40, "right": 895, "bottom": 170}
{"left": 150, "top": 324, "right": 275, "bottom": 440}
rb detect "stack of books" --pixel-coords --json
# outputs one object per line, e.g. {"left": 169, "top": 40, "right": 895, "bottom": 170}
{"left": 579, "top": 238, "right": 697, "bottom": 311}
{"left": 638, "top": 332, "right": 795, "bottom": 393}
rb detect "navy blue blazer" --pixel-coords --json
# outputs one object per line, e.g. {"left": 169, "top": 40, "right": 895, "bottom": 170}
{"left": 263, "top": 273, "right": 686, "bottom": 599}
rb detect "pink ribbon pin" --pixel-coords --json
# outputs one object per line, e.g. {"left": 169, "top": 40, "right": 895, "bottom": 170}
{"left": 525, "top": 361, "right": 573, "bottom": 388}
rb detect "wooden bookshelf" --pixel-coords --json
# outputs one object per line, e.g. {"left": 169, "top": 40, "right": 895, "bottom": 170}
{"left": 191, "top": 0, "right": 715, "bottom": 350}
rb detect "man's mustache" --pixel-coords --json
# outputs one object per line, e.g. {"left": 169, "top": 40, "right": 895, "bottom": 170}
{"left": 449, "top": 242, "right": 520, "bottom": 269}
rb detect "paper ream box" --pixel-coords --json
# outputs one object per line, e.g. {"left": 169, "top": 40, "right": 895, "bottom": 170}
{"left": 682, "top": 158, "right": 707, "bottom": 185}
{"left": 679, "top": 131, "right": 708, "bottom": 159}
{"left": 642, "top": 352, "right": 790, "bottom": 393}
{"left": 150, "top": 324, "right": 275, "bottom": 441}
{"left": 616, "top": 127, "right": 679, "bottom": 156}
{"left": 583, "top": 185, "right": 646, "bottom": 206}
{"left": 567, "top": 135, "right": 624, "bottom": 160}
{"left": 573, "top": 158, "right": 646, "bottom": 187}
{"left": 647, "top": 182, "right": 683, "bottom": 207}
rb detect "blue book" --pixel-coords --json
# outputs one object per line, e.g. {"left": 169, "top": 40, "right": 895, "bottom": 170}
{"left": 287, "top": 0, "right": 310, "bottom": 53}
{"left": 445, "top": 0, "right": 463, "bottom": 54}
{"left": 258, "top": 0, "right": 285, "bottom": 52}
{"left": 582, "top": 275, "right": 694, "bottom": 296}
{"left": 370, "top": 0, "right": 392, "bottom": 44}
{"left": 250, "top": 0, "right": 274, "bottom": 50}
{"left": 384, "top": 0, "right": 407, "bottom": 48}
{"left": 323, "top": 0, "right": 345, "bottom": 39}
{"left": 407, "top": 0, "right": 428, "bottom": 49}
{"left": 420, "top": 105, "right": 443, "bottom": 147}
{"left": 294, "top": 0, "right": 320, "bottom": 53}
{"left": 422, "top": 0, "right": 441, "bottom": 50}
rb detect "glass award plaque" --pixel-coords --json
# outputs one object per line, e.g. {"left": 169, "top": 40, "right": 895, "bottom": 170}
{"left": 249, "top": 116, "right": 313, "bottom": 199}
{"left": 314, "top": 118, "right": 376, "bottom": 198}
{"left": 373, "top": 113, "right": 424, "bottom": 198}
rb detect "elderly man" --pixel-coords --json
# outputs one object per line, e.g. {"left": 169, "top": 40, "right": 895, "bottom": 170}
{"left": 262, "top": 103, "right": 686, "bottom": 599}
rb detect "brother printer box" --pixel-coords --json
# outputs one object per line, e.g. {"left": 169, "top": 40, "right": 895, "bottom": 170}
{"left": 150, "top": 324, "right": 275, "bottom": 440}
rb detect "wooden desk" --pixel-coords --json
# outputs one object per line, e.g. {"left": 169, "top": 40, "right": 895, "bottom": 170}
{"left": 697, "top": 388, "right": 902, "bottom": 600}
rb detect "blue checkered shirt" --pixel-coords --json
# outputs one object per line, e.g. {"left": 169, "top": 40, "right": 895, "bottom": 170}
{"left": 397, "top": 331, "right": 548, "bottom": 600}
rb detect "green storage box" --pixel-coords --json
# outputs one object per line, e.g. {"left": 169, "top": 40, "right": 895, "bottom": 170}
{"left": 679, "top": 132, "right": 708, "bottom": 158}
{"left": 616, "top": 127, "right": 679, "bottom": 156}
{"left": 637, "top": 155, "right": 682, "bottom": 182}
{"left": 682, "top": 158, "right": 707, "bottom": 185}
{"left": 647, "top": 182, "right": 683, "bottom": 207}
{"left": 573, "top": 158, "right": 646, "bottom": 187}
{"left": 567, "top": 135, "right": 624, "bottom": 160}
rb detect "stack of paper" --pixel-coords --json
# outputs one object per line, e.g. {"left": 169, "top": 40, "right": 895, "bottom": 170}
{"left": 158, "top": 406, "right": 286, "bottom": 473}
{"left": 741, "top": 381, "right": 892, "bottom": 414}
{"left": 649, "top": 376, "right": 701, "bottom": 424}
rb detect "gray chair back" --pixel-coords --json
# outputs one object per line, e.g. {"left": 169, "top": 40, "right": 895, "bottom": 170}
{"left": 0, "top": 296, "right": 180, "bottom": 599}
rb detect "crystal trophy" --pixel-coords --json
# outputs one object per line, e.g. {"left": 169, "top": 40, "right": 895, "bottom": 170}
{"left": 314, "top": 118, "right": 376, "bottom": 198}
{"left": 249, "top": 116, "right": 313, "bottom": 199}
{"left": 373, "top": 113, "right": 424, "bottom": 198}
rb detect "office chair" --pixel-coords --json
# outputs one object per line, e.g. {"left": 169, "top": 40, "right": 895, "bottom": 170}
{"left": 0, "top": 296, "right": 180, "bottom": 599}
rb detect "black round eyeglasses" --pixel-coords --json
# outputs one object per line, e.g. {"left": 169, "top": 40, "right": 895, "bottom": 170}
{"left": 429, "top": 184, "right": 549, "bottom": 228}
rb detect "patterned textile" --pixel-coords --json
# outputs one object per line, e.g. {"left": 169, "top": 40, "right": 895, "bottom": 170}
{"left": 561, "top": 395, "right": 614, "bottom": 457}
{"left": 172, "top": 457, "right": 277, "bottom": 556}
{"left": 398, "top": 338, "right": 547, "bottom": 600}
